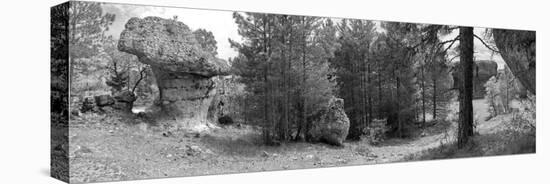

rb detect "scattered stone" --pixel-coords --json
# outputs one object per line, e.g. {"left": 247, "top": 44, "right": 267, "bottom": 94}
{"left": 307, "top": 97, "right": 350, "bottom": 146}
{"left": 337, "top": 158, "right": 347, "bottom": 164}
{"left": 94, "top": 95, "right": 115, "bottom": 107}
{"left": 71, "top": 109, "right": 80, "bottom": 117}
{"left": 112, "top": 91, "right": 136, "bottom": 112}
{"left": 74, "top": 145, "right": 93, "bottom": 156}
{"left": 80, "top": 97, "right": 95, "bottom": 113}
{"left": 185, "top": 145, "right": 203, "bottom": 156}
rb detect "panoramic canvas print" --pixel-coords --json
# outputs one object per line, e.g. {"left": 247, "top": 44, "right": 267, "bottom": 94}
{"left": 51, "top": 1, "right": 536, "bottom": 183}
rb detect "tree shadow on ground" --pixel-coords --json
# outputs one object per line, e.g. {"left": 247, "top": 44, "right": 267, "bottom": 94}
{"left": 199, "top": 126, "right": 343, "bottom": 158}
{"left": 376, "top": 120, "right": 453, "bottom": 147}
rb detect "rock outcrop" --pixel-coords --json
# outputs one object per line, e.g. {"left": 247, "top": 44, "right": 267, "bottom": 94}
{"left": 451, "top": 60, "right": 498, "bottom": 98}
{"left": 493, "top": 29, "right": 536, "bottom": 95}
{"left": 94, "top": 95, "right": 115, "bottom": 107}
{"left": 473, "top": 60, "right": 498, "bottom": 98}
{"left": 118, "top": 16, "right": 229, "bottom": 128}
{"left": 307, "top": 97, "right": 350, "bottom": 146}
{"left": 111, "top": 91, "right": 136, "bottom": 112}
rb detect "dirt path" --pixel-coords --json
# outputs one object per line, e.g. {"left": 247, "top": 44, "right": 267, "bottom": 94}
{"left": 68, "top": 100, "right": 502, "bottom": 183}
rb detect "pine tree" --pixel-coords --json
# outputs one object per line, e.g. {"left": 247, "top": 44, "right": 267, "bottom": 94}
{"left": 231, "top": 13, "right": 337, "bottom": 143}
{"left": 457, "top": 26, "right": 474, "bottom": 148}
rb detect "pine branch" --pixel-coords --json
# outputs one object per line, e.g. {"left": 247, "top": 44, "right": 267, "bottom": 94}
{"left": 439, "top": 36, "right": 460, "bottom": 53}
{"left": 473, "top": 34, "right": 500, "bottom": 53}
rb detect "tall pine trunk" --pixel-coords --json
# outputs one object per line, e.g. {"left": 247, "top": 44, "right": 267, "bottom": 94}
{"left": 457, "top": 27, "right": 474, "bottom": 148}
{"left": 421, "top": 62, "right": 426, "bottom": 127}
{"left": 432, "top": 77, "right": 437, "bottom": 120}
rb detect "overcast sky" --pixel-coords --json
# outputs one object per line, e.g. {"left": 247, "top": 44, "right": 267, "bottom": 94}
{"left": 102, "top": 3, "right": 505, "bottom": 68}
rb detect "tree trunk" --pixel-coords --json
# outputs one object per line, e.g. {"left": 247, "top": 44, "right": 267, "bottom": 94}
{"left": 377, "top": 58, "right": 383, "bottom": 119}
{"left": 458, "top": 27, "right": 474, "bottom": 148}
{"left": 298, "top": 17, "right": 308, "bottom": 141}
{"left": 432, "top": 77, "right": 437, "bottom": 120}
{"left": 421, "top": 62, "right": 426, "bottom": 127}
{"left": 367, "top": 62, "right": 373, "bottom": 125}
{"left": 262, "top": 16, "right": 272, "bottom": 144}
{"left": 492, "top": 29, "right": 535, "bottom": 95}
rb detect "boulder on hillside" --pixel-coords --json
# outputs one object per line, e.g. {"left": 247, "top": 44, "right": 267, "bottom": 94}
{"left": 118, "top": 16, "right": 229, "bottom": 128}
{"left": 307, "top": 97, "right": 350, "bottom": 146}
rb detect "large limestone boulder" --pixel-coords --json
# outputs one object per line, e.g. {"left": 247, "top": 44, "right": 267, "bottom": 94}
{"left": 118, "top": 16, "right": 229, "bottom": 128}
{"left": 493, "top": 29, "right": 536, "bottom": 95}
{"left": 307, "top": 97, "right": 350, "bottom": 146}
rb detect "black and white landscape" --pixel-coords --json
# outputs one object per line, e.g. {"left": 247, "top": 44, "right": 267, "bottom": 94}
{"left": 51, "top": 1, "right": 536, "bottom": 183}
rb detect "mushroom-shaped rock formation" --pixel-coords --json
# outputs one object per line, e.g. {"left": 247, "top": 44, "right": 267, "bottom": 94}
{"left": 493, "top": 29, "right": 536, "bottom": 95}
{"left": 118, "top": 16, "right": 229, "bottom": 128}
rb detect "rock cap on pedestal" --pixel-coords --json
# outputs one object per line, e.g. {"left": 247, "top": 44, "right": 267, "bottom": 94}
{"left": 118, "top": 16, "right": 229, "bottom": 77}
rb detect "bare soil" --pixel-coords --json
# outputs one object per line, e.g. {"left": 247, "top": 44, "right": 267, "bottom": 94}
{"left": 68, "top": 99, "right": 516, "bottom": 183}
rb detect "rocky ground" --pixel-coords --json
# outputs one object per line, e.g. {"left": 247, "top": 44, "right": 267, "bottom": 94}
{"left": 67, "top": 99, "right": 529, "bottom": 183}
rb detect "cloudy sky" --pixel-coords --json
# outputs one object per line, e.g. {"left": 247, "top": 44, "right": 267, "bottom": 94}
{"left": 101, "top": 3, "right": 505, "bottom": 68}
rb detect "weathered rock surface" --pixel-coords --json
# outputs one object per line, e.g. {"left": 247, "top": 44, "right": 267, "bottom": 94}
{"left": 473, "top": 60, "right": 498, "bottom": 98}
{"left": 493, "top": 29, "right": 536, "bottom": 94}
{"left": 118, "top": 17, "right": 229, "bottom": 77}
{"left": 112, "top": 91, "right": 136, "bottom": 112}
{"left": 451, "top": 60, "right": 498, "bottom": 98}
{"left": 80, "top": 97, "right": 95, "bottom": 113}
{"left": 207, "top": 76, "right": 230, "bottom": 123}
{"left": 118, "top": 16, "right": 229, "bottom": 128}
{"left": 94, "top": 95, "right": 115, "bottom": 107}
{"left": 308, "top": 97, "right": 350, "bottom": 146}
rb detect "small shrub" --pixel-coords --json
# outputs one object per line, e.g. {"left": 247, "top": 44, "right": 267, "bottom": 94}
{"left": 361, "top": 119, "right": 388, "bottom": 145}
{"left": 218, "top": 116, "right": 234, "bottom": 125}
